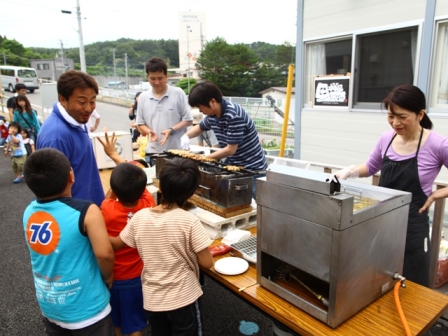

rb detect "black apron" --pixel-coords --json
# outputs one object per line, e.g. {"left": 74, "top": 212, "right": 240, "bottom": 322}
{"left": 379, "top": 129, "right": 430, "bottom": 287}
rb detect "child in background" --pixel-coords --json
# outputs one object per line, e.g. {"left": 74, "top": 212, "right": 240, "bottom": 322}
{"left": 101, "top": 162, "right": 155, "bottom": 336}
{"left": 22, "top": 148, "right": 115, "bottom": 335}
{"left": 21, "top": 128, "right": 35, "bottom": 156}
{"left": 4, "top": 122, "right": 27, "bottom": 183}
{"left": 109, "top": 157, "right": 214, "bottom": 336}
{"left": 0, "top": 117, "right": 8, "bottom": 148}
{"left": 13, "top": 95, "right": 40, "bottom": 141}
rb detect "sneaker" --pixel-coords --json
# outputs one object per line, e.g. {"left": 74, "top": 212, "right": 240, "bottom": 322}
{"left": 13, "top": 177, "right": 24, "bottom": 183}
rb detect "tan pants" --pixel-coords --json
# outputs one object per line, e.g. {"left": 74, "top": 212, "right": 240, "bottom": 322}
{"left": 11, "top": 155, "right": 27, "bottom": 174}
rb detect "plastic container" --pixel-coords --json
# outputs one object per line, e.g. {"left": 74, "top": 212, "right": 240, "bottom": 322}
{"left": 238, "top": 320, "right": 259, "bottom": 335}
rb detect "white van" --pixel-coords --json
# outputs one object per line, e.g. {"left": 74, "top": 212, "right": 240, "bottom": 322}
{"left": 0, "top": 65, "right": 39, "bottom": 93}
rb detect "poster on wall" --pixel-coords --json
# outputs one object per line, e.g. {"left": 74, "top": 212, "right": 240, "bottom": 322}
{"left": 313, "top": 75, "right": 350, "bottom": 108}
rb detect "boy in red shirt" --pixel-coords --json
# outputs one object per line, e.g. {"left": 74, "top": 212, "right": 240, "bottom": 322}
{"left": 101, "top": 162, "right": 155, "bottom": 336}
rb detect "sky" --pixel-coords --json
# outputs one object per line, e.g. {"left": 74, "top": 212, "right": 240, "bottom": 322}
{"left": 0, "top": 0, "right": 298, "bottom": 49}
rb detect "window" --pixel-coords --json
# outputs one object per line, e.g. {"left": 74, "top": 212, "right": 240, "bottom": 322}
{"left": 305, "top": 39, "right": 352, "bottom": 105}
{"left": 0, "top": 69, "right": 14, "bottom": 76}
{"left": 18, "top": 69, "right": 37, "bottom": 78}
{"left": 37, "top": 63, "right": 49, "bottom": 70}
{"left": 353, "top": 27, "right": 418, "bottom": 107}
{"left": 430, "top": 21, "right": 448, "bottom": 110}
{"left": 304, "top": 26, "right": 419, "bottom": 109}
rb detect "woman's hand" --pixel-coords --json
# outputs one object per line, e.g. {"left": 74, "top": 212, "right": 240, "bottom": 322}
{"left": 419, "top": 187, "right": 448, "bottom": 213}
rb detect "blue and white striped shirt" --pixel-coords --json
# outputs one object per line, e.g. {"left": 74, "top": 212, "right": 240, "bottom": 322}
{"left": 201, "top": 100, "right": 267, "bottom": 170}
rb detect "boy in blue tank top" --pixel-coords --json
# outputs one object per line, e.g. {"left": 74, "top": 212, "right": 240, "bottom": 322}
{"left": 22, "top": 148, "right": 115, "bottom": 336}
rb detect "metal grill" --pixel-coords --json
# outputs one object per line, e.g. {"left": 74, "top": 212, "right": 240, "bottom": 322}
{"left": 231, "top": 235, "right": 257, "bottom": 263}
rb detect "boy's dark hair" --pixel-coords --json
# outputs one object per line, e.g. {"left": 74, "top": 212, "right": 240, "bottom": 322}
{"left": 57, "top": 70, "right": 98, "bottom": 102}
{"left": 15, "top": 83, "right": 27, "bottom": 91}
{"left": 23, "top": 148, "right": 71, "bottom": 198}
{"left": 110, "top": 162, "right": 147, "bottom": 204}
{"left": 145, "top": 57, "right": 168, "bottom": 75}
{"left": 159, "top": 157, "right": 200, "bottom": 208}
{"left": 188, "top": 80, "right": 223, "bottom": 108}
{"left": 8, "top": 121, "right": 22, "bottom": 133}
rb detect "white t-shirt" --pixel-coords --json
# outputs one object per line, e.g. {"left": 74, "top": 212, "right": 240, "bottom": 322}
{"left": 87, "top": 110, "right": 100, "bottom": 133}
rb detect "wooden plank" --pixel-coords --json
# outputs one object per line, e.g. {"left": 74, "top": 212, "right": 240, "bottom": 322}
{"left": 203, "top": 227, "right": 448, "bottom": 336}
{"left": 189, "top": 194, "right": 253, "bottom": 218}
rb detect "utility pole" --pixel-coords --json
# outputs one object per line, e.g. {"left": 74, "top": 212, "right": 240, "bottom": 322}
{"left": 200, "top": 23, "right": 204, "bottom": 51}
{"left": 2, "top": 51, "right": 6, "bottom": 65}
{"left": 112, "top": 48, "right": 117, "bottom": 87}
{"left": 186, "top": 25, "right": 191, "bottom": 95}
{"left": 125, "top": 53, "right": 128, "bottom": 90}
{"left": 61, "top": 0, "right": 86, "bottom": 73}
{"left": 59, "top": 40, "right": 66, "bottom": 73}
{"left": 76, "top": 0, "right": 86, "bottom": 72}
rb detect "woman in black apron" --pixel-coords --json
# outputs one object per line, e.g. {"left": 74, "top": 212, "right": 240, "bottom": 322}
{"left": 337, "top": 85, "right": 448, "bottom": 287}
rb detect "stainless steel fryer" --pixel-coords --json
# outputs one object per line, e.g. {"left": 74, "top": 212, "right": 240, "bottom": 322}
{"left": 256, "top": 164, "right": 412, "bottom": 328}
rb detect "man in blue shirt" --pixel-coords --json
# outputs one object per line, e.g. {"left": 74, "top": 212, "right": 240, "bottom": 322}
{"left": 37, "top": 70, "right": 104, "bottom": 207}
{"left": 182, "top": 80, "right": 267, "bottom": 198}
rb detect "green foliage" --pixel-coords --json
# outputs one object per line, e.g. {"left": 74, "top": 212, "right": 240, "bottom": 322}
{"left": 0, "top": 35, "right": 293, "bottom": 95}
{"left": 176, "top": 78, "right": 197, "bottom": 94}
{"left": 195, "top": 37, "right": 261, "bottom": 97}
{"left": 197, "top": 38, "right": 294, "bottom": 97}
{"left": 261, "top": 137, "right": 279, "bottom": 149}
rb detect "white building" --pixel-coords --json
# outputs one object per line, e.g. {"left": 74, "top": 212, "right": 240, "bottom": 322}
{"left": 178, "top": 11, "right": 206, "bottom": 76}
{"left": 295, "top": 0, "right": 448, "bottom": 181}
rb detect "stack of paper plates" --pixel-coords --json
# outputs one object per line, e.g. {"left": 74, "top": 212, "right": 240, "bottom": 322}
{"left": 214, "top": 257, "right": 249, "bottom": 275}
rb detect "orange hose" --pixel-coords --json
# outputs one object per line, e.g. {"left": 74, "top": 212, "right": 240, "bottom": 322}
{"left": 394, "top": 281, "right": 413, "bottom": 336}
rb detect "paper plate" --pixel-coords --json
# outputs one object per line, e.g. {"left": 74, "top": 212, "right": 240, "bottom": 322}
{"left": 214, "top": 257, "right": 249, "bottom": 275}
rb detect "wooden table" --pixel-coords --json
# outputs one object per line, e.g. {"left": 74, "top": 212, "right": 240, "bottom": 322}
{"left": 202, "top": 228, "right": 448, "bottom": 336}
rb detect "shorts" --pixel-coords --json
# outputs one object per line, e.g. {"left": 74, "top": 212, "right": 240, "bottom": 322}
{"left": 145, "top": 300, "right": 202, "bottom": 336}
{"left": 109, "top": 277, "right": 147, "bottom": 334}
{"left": 43, "top": 314, "right": 115, "bottom": 336}
{"left": 11, "top": 155, "right": 26, "bottom": 173}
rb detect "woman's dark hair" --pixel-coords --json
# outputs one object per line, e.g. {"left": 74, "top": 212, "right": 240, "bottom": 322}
{"left": 159, "top": 158, "right": 200, "bottom": 208}
{"left": 188, "top": 80, "right": 223, "bottom": 108}
{"left": 382, "top": 84, "right": 433, "bottom": 129}
{"left": 145, "top": 57, "right": 167, "bottom": 75}
{"left": 57, "top": 70, "right": 98, "bottom": 101}
{"left": 110, "top": 162, "right": 147, "bottom": 204}
{"left": 133, "top": 91, "right": 142, "bottom": 112}
{"left": 23, "top": 148, "right": 71, "bottom": 198}
{"left": 8, "top": 121, "right": 22, "bottom": 133}
{"left": 15, "top": 95, "right": 33, "bottom": 116}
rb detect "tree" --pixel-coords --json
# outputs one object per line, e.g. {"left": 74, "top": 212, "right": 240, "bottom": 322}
{"left": 2, "top": 39, "right": 26, "bottom": 56}
{"left": 176, "top": 78, "right": 197, "bottom": 94}
{"left": 195, "top": 37, "right": 261, "bottom": 97}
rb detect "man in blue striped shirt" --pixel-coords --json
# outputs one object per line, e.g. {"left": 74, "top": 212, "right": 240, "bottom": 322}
{"left": 182, "top": 80, "right": 267, "bottom": 199}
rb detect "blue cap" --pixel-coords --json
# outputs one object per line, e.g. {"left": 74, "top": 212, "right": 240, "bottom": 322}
{"left": 238, "top": 320, "right": 259, "bottom": 335}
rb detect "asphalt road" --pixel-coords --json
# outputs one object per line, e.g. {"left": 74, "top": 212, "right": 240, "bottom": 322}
{"left": 10, "top": 90, "right": 133, "bottom": 133}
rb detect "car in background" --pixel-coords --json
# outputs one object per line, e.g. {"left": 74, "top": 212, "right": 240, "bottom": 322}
{"left": 0, "top": 65, "right": 39, "bottom": 93}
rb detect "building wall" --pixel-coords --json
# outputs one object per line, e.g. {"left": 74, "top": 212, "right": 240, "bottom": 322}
{"left": 178, "top": 12, "right": 206, "bottom": 71}
{"left": 30, "top": 58, "right": 74, "bottom": 82}
{"left": 299, "top": 109, "right": 448, "bottom": 182}
{"left": 303, "top": 0, "right": 426, "bottom": 40}
{"left": 298, "top": 1, "right": 448, "bottom": 183}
